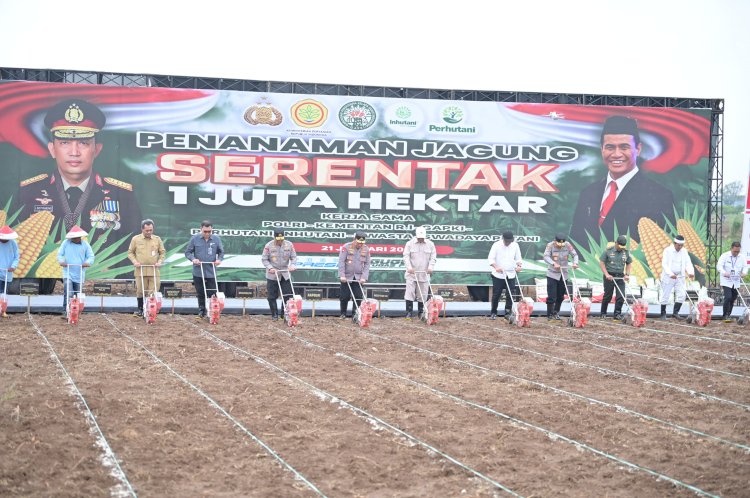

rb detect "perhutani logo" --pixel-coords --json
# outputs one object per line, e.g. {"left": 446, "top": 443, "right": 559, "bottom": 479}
{"left": 243, "top": 99, "right": 283, "bottom": 126}
{"left": 291, "top": 99, "right": 328, "bottom": 128}
{"left": 385, "top": 103, "right": 422, "bottom": 133}
{"left": 339, "top": 101, "right": 377, "bottom": 130}
{"left": 441, "top": 106, "right": 464, "bottom": 124}
{"left": 428, "top": 124, "right": 476, "bottom": 133}
{"left": 431, "top": 105, "right": 475, "bottom": 134}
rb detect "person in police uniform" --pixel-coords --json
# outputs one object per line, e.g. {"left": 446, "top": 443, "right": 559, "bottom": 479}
{"left": 17, "top": 99, "right": 141, "bottom": 254}
{"left": 338, "top": 231, "right": 371, "bottom": 321}
{"left": 261, "top": 227, "right": 297, "bottom": 321}
{"left": 543, "top": 233, "right": 579, "bottom": 320}
{"left": 598, "top": 235, "right": 633, "bottom": 320}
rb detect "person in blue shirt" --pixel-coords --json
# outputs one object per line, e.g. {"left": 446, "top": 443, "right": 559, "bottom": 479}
{"left": 185, "top": 220, "right": 224, "bottom": 319}
{"left": 0, "top": 225, "right": 20, "bottom": 318}
{"left": 57, "top": 225, "right": 95, "bottom": 318}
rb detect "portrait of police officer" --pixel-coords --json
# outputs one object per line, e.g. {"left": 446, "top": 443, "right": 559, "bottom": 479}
{"left": 17, "top": 99, "right": 142, "bottom": 250}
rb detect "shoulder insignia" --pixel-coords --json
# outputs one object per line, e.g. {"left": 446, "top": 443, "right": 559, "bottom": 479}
{"left": 103, "top": 177, "right": 133, "bottom": 191}
{"left": 20, "top": 173, "right": 48, "bottom": 187}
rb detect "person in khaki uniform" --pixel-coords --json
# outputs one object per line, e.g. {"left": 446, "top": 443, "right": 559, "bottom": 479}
{"left": 128, "top": 219, "right": 166, "bottom": 317}
{"left": 403, "top": 226, "right": 437, "bottom": 319}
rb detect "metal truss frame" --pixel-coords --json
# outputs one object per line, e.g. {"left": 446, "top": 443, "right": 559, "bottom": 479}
{"left": 0, "top": 67, "right": 725, "bottom": 286}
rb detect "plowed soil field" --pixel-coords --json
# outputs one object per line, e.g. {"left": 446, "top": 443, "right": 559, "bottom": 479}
{"left": 2, "top": 313, "right": 749, "bottom": 497}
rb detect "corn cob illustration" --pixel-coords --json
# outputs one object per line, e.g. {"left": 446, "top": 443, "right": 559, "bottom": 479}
{"left": 0, "top": 210, "right": 6, "bottom": 228}
{"left": 13, "top": 212, "right": 54, "bottom": 276}
{"left": 629, "top": 259, "right": 649, "bottom": 286}
{"left": 35, "top": 249, "right": 62, "bottom": 278}
{"left": 629, "top": 239, "right": 639, "bottom": 252}
{"left": 637, "top": 217, "right": 672, "bottom": 278}
{"left": 676, "top": 219, "right": 706, "bottom": 263}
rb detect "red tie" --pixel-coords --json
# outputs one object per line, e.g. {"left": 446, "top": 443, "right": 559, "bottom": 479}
{"left": 599, "top": 181, "right": 617, "bottom": 226}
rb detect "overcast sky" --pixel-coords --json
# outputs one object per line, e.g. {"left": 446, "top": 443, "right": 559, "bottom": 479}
{"left": 1, "top": 0, "right": 747, "bottom": 190}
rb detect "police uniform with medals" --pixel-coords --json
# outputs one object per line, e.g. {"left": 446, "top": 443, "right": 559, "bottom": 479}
{"left": 599, "top": 235, "right": 632, "bottom": 319}
{"left": 261, "top": 228, "right": 297, "bottom": 320}
{"left": 337, "top": 231, "right": 371, "bottom": 319}
{"left": 17, "top": 100, "right": 141, "bottom": 255}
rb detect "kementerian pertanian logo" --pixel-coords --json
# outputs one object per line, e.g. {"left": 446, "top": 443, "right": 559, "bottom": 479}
{"left": 339, "top": 101, "right": 377, "bottom": 130}
{"left": 291, "top": 99, "right": 328, "bottom": 128}
{"left": 441, "top": 106, "right": 464, "bottom": 124}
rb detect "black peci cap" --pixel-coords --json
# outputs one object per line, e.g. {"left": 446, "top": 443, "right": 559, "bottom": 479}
{"left": 616, "top": 235, "right": 627, "bottom": 245}
{"left": 555, "top": 233, "right": 566, "bottom": 242}
{"left": 273, "top": 227, "right": 285, "bottom": 237}
{"left": 502, "top": 231, "right": 514, "bottom": 240}
{"left": 354, "top": 230, "right": 366, "bottom": 240}
{"left": 601, "top": 115, "right": 640, "bottom": 143}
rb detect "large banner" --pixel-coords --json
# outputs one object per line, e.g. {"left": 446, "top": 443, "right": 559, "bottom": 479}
{"left": 0, "top": 81, "right": 711, "bottom": 285}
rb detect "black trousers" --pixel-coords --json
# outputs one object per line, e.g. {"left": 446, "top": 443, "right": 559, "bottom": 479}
{"left": 722, "top": 286, "right": 739, "bottom": 316}
{"left": 491, "top": 275, "right": 517, "bottom": 314}
{"left": 267, "top": 277, "right": 293, "bottom": 300}
{"left": 340, "top": 281, "right": 364, "bottom": 313}
{"left": 193, "top": 276, "right": 217, "bottom": 313}
{"left": 601, "top": 274, "right": 626, "bottom": 315}
{"left": 546, "top": 276, "right": 569, "bottom": 315}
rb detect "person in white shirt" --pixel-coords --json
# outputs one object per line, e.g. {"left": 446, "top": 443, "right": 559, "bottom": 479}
{"left": 716, "top": 241, "right": 748, "bottom": 322}
{"left": 403, "top": 227, "right": 437, "bottom": 319}
{"left": 659, "top": 234, "right": 695, "bottom": 320}
{"left": 487, "top": 231, "right": 523, "bottom": 320}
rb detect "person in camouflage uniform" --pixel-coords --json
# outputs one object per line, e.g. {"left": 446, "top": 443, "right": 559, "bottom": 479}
{"left": 598, "top": 235, "right": 632, "bottom": 320}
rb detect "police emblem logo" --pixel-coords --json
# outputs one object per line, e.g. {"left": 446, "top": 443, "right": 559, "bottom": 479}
{"left": 339, "top": 101, "right": 376, "bottom": 130}
{"left": 64, "top": 103, "right": 85, "bottom": 124}
{"left": 244, "top": 101, "right": 283, "bottom": 126}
